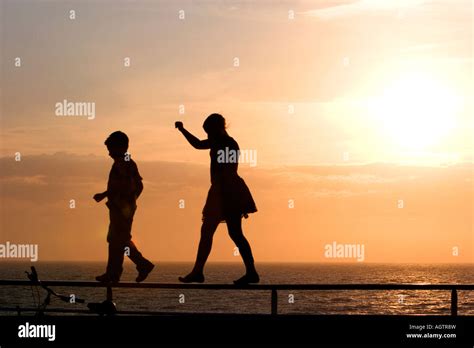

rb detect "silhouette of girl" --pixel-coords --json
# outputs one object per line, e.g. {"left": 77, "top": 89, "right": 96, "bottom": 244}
{"left": 175, "top": 114, "right": 259, "bottom": 284}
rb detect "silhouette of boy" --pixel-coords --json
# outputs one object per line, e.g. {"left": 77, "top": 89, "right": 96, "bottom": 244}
{"left": 94, "top": 131, "right": 154, "bottom": 283}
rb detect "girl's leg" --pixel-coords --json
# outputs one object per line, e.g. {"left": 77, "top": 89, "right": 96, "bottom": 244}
{"left": 179, "top": 217, "right": 220, "bottom": 282}
{"left": 192, "top": 217, "right": 220, "bottom": 274}
{"left": 226, "top": 215, "right": 258, "bottom": 279}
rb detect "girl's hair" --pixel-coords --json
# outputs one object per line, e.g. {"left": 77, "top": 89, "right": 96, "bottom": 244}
{"left": 203, "top": 113, "right": 226, "bottom": 133}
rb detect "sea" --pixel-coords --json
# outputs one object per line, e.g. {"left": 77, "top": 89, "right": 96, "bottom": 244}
{"left": 0, "top": 262, "right": 473, "bottom": 316}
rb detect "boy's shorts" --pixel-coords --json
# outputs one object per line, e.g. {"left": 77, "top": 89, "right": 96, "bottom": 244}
{"left": 106, "top": 201, "right": 137, "bottom": 244}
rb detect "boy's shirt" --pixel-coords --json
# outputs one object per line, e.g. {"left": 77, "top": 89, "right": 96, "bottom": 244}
{"left": 106, "top": 158, "right": 143, "bottom": 213}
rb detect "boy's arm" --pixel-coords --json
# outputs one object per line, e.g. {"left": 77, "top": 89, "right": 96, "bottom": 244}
{"left": 134, "top": 162, "right": 144, "bottom": 198}
{"left": 136, "top": 180, "right": 143, "bottom": 198}
{"left": 93, "top": 191, "right": 108, "bottom": 202}
{"left": 96, "top": 162, "right": 142, "bottom": 203}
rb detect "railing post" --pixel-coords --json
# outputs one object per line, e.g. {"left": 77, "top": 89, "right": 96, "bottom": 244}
{"left": 271, "top": 289, "right": 278, "bottom": 316}
{"left": 451, "top": 288, "right": 457, "bottom": 316}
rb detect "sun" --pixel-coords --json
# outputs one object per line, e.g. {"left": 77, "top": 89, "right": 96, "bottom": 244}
{"left": 369, "top": 72, "right": 461, "bottom": 151}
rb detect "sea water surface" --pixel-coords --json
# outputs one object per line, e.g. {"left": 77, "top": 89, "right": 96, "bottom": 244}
{"left": 0, "top": 262, "right": 472, "bottom": 315}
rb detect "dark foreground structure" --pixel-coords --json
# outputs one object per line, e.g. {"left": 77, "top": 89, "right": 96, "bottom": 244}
{"left": 1, "top": 279, "right": 473, "bottom": 345}
{"left": 0, "top": 279, "right": 472, "bottom": 316}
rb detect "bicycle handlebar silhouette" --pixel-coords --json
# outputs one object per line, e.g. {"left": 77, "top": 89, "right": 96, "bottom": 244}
{"left": 24, "top": 266, "right": 117, "bottom": 316}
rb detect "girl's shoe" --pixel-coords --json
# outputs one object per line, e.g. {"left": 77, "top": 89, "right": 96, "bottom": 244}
{"left": 178, "top": 272, "right": 205, "bottom": 283}
{"left": 233, "top": 272, "right": 260, "bottom": 285}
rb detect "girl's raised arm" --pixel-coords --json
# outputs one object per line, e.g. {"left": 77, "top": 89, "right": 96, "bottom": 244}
{"left": 175, "top": 121, "right": 210, "bottom": 149}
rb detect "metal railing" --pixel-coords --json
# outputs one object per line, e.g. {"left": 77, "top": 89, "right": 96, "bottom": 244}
{"left": 0, "top": 280, "right": 472, "bottom": 316}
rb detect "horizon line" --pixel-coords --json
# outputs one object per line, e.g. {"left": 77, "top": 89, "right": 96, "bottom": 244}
{"left": 1, "top": 260, "right": 472, "bottom": 264}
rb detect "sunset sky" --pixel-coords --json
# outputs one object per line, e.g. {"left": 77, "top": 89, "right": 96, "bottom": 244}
{"left": 0, "top": 0, "right": 472, "bottom": 263}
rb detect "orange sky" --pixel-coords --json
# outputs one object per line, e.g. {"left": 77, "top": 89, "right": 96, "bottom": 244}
{"left": 0, "top": 0, "right": 472, "bottom": 262}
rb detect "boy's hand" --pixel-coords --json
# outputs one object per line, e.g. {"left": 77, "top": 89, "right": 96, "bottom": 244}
{"left": 93, "top": 192, "right": 106, "bottom": 202}
{"left": 175, "top": 121, "right": 184, "bottom": 131}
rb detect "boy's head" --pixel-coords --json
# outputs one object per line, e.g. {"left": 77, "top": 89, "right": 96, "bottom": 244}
{"left": 105, "top": 131, "right": 129, "bottom": 159}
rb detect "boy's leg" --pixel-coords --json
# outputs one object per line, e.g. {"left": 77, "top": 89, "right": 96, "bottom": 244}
{"left": 105, "top": 242, "right": 125, "bottom": 281}
{"left": 127, "top": 240, "right": 154, "bottom": 282}
{"left": 127, "top": 240, "right": 154, "bottom": 272}
{"left": 102, "top": 205, "right": 130, "bottom": 281}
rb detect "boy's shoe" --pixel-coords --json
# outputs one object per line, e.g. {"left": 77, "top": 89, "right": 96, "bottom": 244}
{"left": 178, "top": 272, "right": 205, "bottom": 283}
{"left": 233, "top": 272, "right": 260, "bottom": 285}
{"left": 136, "top": 262, "right": 155, "bottom": 283}
{"left": 95, "top": 273, "right": 119, "bottom": 283}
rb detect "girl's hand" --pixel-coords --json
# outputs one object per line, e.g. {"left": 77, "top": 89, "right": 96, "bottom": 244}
{"left": 175, "top": 121, "right": 184, "bottom": 131}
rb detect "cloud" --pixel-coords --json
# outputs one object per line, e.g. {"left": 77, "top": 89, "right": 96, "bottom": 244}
{"left": 273, "top": 171, "right": 416, "bottom": 185}
{"left": 302, "top": 0, "right": 429, "bottom": 19}
{"left": 310, "top": 188, "right": 378, "bottom": 197}
{"left": 0, "top": 175, "right": 48, "bottom": 186}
